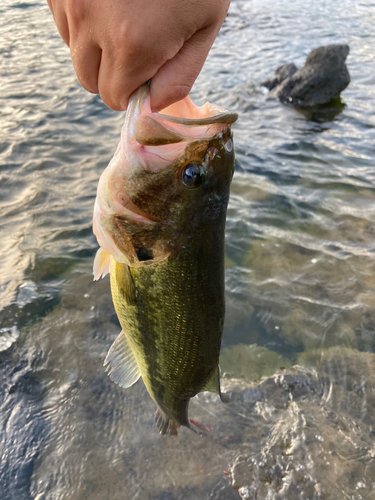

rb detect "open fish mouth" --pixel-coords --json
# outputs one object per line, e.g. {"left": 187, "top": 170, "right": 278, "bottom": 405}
{"left": 123, "top": 84, "right": 238, "bottom": 170}
{"left": 132, "top": 84, "right": 238, "bottom": 147}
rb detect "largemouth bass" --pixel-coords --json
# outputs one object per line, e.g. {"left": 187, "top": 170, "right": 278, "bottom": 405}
{"left": 93, "top": 84, "right": 237, "bottom": 435}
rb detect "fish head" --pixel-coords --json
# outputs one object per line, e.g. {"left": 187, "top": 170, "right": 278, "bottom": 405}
{"left": 93, "top": 84, "right": 237, "bottom": 270}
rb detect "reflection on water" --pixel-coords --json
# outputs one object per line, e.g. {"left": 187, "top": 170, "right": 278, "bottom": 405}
{"left": 295, "top": 97, "right": 347, "bottom": 123}
{"left": 1, "top": 0, "right": 375, "bottom": 498}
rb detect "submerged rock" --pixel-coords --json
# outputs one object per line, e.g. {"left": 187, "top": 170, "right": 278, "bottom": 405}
{"left": 220, "top": 344, "right": 291, "bottom": 381}
{"left": 223, "top": 347, "right": 375, "bottom": 500}
{"left": 265, "top": 44, "right": 350, "bottom": 107}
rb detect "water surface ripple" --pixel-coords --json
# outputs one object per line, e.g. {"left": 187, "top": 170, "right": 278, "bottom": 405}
{"left": 1, "top": 0, "right": 375, "bottom": 499}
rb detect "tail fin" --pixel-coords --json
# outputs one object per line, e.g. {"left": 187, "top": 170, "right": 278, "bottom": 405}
{"left": 155, "top": 410, "right": 212, "bottom": 436}
{"left": 155, "top": 409, "right": 180, "bottom": 436}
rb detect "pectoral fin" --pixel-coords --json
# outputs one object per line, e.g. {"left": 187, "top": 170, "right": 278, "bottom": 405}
{"left": 93, "top": 247, "right": 111, "bottom": 280}
{"left": 115, "top": 262, "right": 137, "bottom": 306}
{"left": 104, "top": 330, "right": 141, "bottom": 389}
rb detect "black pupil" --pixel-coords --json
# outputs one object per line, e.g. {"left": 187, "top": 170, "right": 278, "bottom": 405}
{"left": 182, "top": 163, "right": 204, "bottom": 188}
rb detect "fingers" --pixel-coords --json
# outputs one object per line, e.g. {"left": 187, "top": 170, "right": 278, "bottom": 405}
{"left": 69, "top": 25, "right": 172, "bottom": 110}
{"left": 47, "top": 0, "right": 231, "bottom": 112}
{"left": 97, "top": 45, "right": 162, "bottom": 111}
{"left": 70, "top": 41, "right": 102, "bottom": 94}
{"left": 96, "top": 20, "right": 183, "bottom": 110}
{"left": 150, "top": 27, "right": 218, "bottom": 111}
{"left": 47, "top": 0, "right": 70, "bottom": 46}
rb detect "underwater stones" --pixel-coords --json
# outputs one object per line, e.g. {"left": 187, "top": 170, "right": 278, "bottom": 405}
{"left": 266, "top": 44, "right": 350, "bottom": 107}
{"left": 241, "top": 228, "right": 370, "bottom": 353}
{"left": 220, "top": 344, "right": 290, "bottom": 381}
{"left": 243, "top": 238, "right": 311, "bottom": 281}
{"left": 223, "top": 293, "right": 257, "bottom": 346}
{"left": 280, "top": 307, "right": 357, "bottom": 350}
{"left": 223, "top": 349, "right": 375, "bottom": 499}
{"left": 356, "top": 291, "right": 375, "bottom": 309}
{"left": 326, "top": 319, "right": 357, "bottom": 348}
{"left": 281, "top": 307, "right": 315, "bottom": 348}
{"left": 230, "top": 172, "right": 278, "bottom": 203}
{"left": 251, "top": 238, "right": 312, "bottom": 272}
{"left": 26, "top": 274, "right": 375, "bottom": 500}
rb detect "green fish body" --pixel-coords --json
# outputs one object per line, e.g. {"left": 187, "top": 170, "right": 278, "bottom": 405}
{"left": 93, "top": 85, "right": 237, "bottom": 434}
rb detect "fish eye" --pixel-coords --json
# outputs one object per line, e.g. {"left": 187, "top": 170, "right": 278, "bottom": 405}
{"left": 181, "top": 162, "right": 205, "bottom": 189}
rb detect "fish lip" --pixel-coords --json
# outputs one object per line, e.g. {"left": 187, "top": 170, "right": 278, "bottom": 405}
{"left": 132, "top": 83, "right": 238, "bottom": 125}
{"left": 129, "top": 84, "right": 238, "bottom": 148}
{"left": 154, "top": 111, "right": 238, "bottom": 127}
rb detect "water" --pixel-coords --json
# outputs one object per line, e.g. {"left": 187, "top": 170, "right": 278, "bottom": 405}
{"left": 1, "top": 0, "right": 375, "bottom": 498}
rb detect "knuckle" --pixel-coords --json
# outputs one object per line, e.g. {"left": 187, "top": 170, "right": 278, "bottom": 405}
{"left": 99, "top": 84, "right": 127, "bottom": 111}
{"left": 111, "top": 23, "right": 143, "bottom": 61}
{"left": 71, "top": 51, "right": 99, "bottom": 94}
{"left": 65, "top": 0, "right": 85, "bottom": 29}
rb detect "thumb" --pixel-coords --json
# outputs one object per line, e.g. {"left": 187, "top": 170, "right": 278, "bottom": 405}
{"left": 149, "top": 28, "right": 218, "bottom": 112}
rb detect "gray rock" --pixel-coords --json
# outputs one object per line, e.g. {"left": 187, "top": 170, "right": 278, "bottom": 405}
{"left": 269, "top": 44, "right": 350, "bottom": 107}
{"left": 261, "top": 63, "right": 298, "bottom": 91}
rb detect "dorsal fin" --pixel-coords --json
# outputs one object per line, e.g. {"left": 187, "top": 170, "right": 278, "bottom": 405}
{"left": 104, "top": 330, "right": 141, "bottom": 389}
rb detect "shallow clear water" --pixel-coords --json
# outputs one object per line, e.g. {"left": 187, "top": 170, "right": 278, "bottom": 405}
{"left": 1, "top": 1, "right": 375, "bottom": 499}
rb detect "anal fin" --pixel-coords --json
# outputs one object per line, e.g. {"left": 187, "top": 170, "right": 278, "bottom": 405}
{"left": 104, "top": 330, "right": 141, "bottom": 388}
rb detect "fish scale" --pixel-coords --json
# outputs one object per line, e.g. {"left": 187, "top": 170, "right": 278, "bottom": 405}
{"left": 113, "top": 236, "right": 224, "bottom": 407}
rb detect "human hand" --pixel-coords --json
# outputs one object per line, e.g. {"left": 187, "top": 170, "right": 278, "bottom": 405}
{"left": 47, "top": 0, "right": 231, "bottom": 111}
